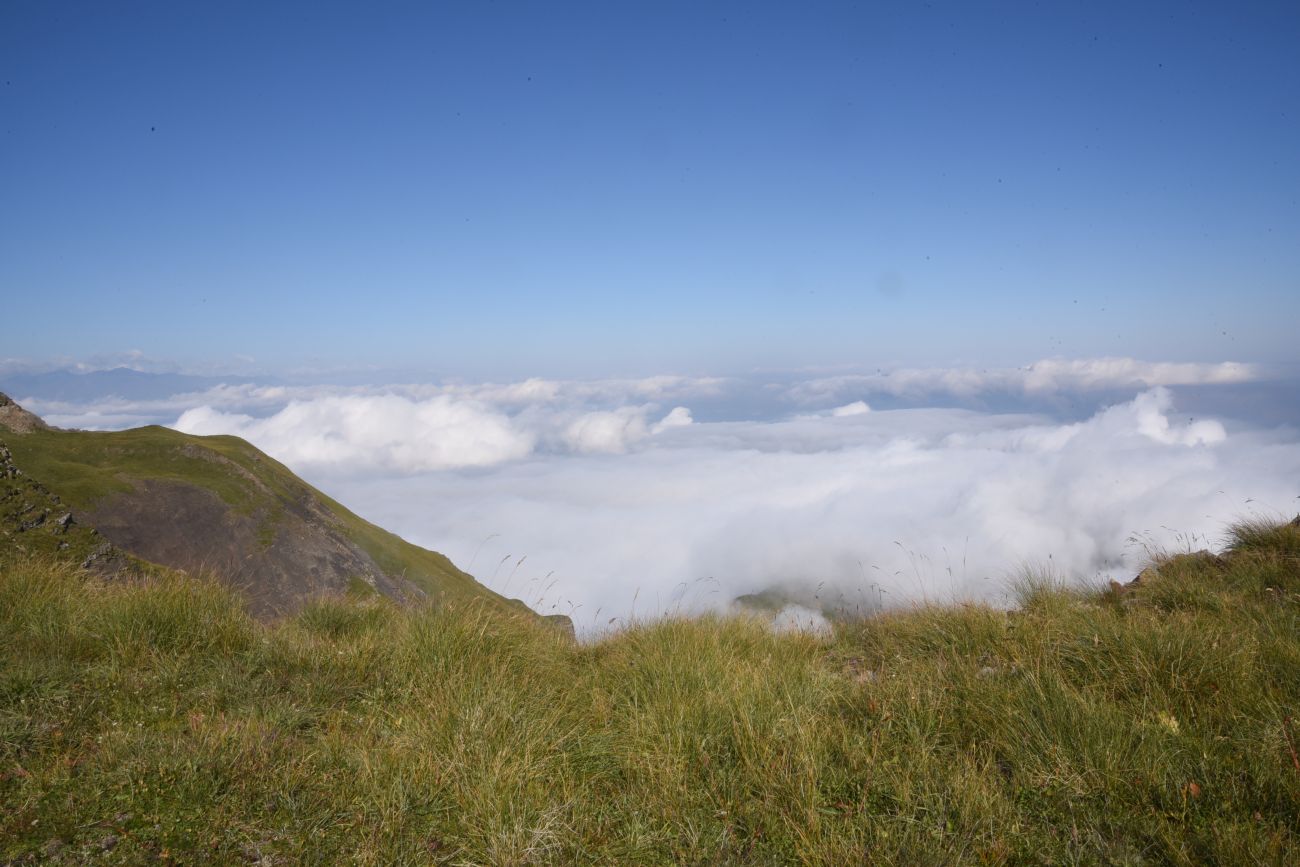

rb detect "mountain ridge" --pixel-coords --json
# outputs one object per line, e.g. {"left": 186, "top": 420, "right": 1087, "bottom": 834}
{"left": 0, "top": 392, "right": 566, "bottom": 631}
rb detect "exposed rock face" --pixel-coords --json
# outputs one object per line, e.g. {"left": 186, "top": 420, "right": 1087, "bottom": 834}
{"left": 0, "top": 392, "right": 48, "bottom": 434}
{"left": 82, "top": 476, "right": 427, "bottom": 619}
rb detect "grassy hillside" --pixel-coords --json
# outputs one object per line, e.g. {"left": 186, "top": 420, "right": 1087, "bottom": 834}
{"left": 2, "top": 520, "right": 1297, "bottom": 864}
{"left": 2, "top": 426, "right": 532, "bottom": 619}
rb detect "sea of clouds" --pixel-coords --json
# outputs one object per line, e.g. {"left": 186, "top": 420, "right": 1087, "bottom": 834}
{"left": 14, "top": 358, "right": 1300, "bottom": 634}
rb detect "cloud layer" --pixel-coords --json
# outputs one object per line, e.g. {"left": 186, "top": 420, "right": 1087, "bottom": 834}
{"left": 10, "top": 357, "right": 1296, "bottom": 635}
{"left": 14, "top": 356, "right": 1271, "bottom": 433}
{"left": 175, "top": 395, "right": 696, "bottom": 470}
{"left": 252, "top": 384, "right": 1298, "bottom": 635}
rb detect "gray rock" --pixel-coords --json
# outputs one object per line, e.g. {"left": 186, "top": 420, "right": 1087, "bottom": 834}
{"left": 18, "top": 510, "right": 46, "bottom": 531}
{"left": 81, "top": 541, "right": 114, "bottom": 569}
{"left": 0, "top": 393, "right": 49, "bottom": 434}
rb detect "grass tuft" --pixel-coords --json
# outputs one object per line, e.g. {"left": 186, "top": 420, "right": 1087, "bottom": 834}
{"left": 1226, "top": 515, "right": 1300, "bottom": 557}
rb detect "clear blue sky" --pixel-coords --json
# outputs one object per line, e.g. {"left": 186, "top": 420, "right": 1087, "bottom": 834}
{"left": 2, "top": 1, "right": 1297, "bottom": 378}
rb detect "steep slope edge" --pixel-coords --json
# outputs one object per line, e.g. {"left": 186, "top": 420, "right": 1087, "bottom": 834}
{"left": 1, "top": 393, "right": 556, "bottom": 626}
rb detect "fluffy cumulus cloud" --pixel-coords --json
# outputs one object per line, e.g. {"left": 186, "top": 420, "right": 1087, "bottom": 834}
{"left": 171, "top": 389, "right": 700, "bottom": 469}
{"left": 562, "top": 408, "right": 652, "bottom": 455}
{"left": 561, "top": 406, "right": 695, "bottom": 454}
{"left": 1127, "top": 390, "right": 1226, "bottom": 446}
{"left": 175, "top": 395, "right": 535, "bottom": 472}
{"left": 653, "top": 406, "right": 694, "bottom": 431}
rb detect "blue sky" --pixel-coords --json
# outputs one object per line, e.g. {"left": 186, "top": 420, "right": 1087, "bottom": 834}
{"left": 3, "top": 0, "right": 1298, "bottom": 378}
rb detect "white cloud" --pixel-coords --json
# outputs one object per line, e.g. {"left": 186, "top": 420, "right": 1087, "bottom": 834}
{"left": 444, "top": 374, "right": 725, "bottom": 408}
{"left": 170, "top": 393, "right": 701, "bottom": 469}
{"left": 789, "top": 358, "right": 1259, "bottom": 404}
{"left": 562, "top": 407, "right": 651, "bottom": 455}
{"left": 1126, "top": 389, "right": 1226, "bottom": 446}
{"left": 557, "top": 405, "right": 693, "bottom": 453}
{"left": 463, "top": 377, "right": 563, "bottom": 405}
{"left": 653, "top": 406, "right": 694, "bottom": 432}
{"left": 831, "top": 400, "right": 871, "bottom": 417}
{"left": 175, "top": 395, "right": 535, "bottom": 472}
{"left": 1020, "top": 358, "right": 1255, "bottom": 393}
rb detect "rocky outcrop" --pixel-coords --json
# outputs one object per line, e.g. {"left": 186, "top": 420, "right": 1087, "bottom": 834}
{"left": 81, "top": 476, "right": 428, "bottom": 619}
{"left": 1, "top": 439, "right": 128, "bottom": 574}
{"left": 0, "top": 392, "right": 48, "bottom": 434}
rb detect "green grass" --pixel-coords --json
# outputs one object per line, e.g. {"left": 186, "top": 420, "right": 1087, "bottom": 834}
{"left": 2, "top": 520, "right": 1298, "bottom": 864}
{"left": 5, "top": 427, "right": 270, "bottom": 515}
